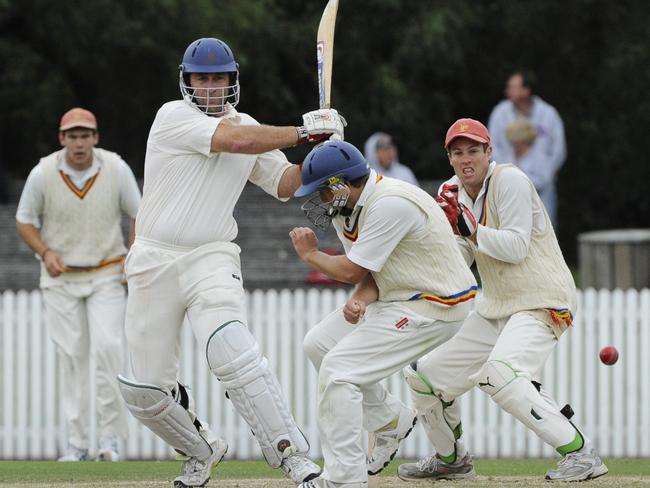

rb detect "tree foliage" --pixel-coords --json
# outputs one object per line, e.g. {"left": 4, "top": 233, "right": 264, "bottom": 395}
{"left": 1, "top": 0, "right": 648, "bottom": 261}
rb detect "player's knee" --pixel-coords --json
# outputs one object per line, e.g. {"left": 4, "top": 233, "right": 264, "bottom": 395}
{"left": 117, "top": 374, "right": 172, "bottom": 419}
{"left": 303, "top": 328, "right": 326, "bottom": 370}
{"left": 206, "top": 320, "right": 266, "bottom": 388}
{"left": 403, "top": 361, "right": 435, "bottom": 396}
{"left": 471, "top": 359, "right": 520, "bottom": 397}
{"left": 317, "top": 352, "right": 354, "bottom": 391}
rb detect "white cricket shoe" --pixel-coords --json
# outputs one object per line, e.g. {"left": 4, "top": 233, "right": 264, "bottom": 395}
{"left": 280, "top": 445, "right": 321, "bottom": 484}
{"left": 173, "top": 438, "right": 228, "bottom": 488}
{"left": 366, "top": 405, "right": 417, "bottom": 475}
{"left": 58, "top": 445, "right": 89, "bottom": 462}
{"left": 97, "top": 435, "right": 120, "bottom": 462}
{"left": 545, "top": 446, "right": 608, "bottom": 481}
{"left": 299, "top": 478, "right": 367, "bottom": 488}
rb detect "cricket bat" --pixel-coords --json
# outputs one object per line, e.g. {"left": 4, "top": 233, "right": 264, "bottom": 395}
{"left": 317, "top": 0, "right": 339, "bottom": 109}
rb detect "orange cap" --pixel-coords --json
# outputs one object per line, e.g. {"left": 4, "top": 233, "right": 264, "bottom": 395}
{"left": 445, "top": 118, "right": 490, "bottom": 148}
{"left": 59, "top": 108, "right": 97, "bottom": 132}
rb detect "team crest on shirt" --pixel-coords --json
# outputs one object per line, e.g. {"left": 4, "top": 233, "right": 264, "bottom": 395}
{"left": 394, "top": 317, "right": 409, "bottom": 330}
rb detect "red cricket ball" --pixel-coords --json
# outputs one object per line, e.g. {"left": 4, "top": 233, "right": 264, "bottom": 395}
{"left": 599, "top": 345, "right": 619, "bottom": 365}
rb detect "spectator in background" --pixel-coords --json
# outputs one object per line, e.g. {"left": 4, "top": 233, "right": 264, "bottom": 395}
{"left": 488, "top": 70, "right": 566, "bottom": 228}
{"left": 363, "top": 132, "right": 419, "bottom": 186}
{"left": 506, "top": 118, "right": 552, "bottom": 198}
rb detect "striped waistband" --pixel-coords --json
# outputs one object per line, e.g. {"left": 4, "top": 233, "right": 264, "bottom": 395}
{"left": 409, "top": 285, "right": 478, "bottom": 306}
{"left": 63, "top": 255, "right": 125, "bottom": 273}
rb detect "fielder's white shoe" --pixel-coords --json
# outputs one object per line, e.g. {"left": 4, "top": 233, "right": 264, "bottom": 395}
{"left": 280, "top": 445, "right": 321, "bottom": 484}
{"left": 545, "top": 446, "right": 608, "bottom": 481}
{"left": 299, "top": 478, "right": 367, "bottom": 488}
{"left": 97, "top": 435, "right": 120, "bottom": 462}
{"left": 173, "top": 438, "right": 228, "bottom": 488}
{"left": 367, "top": 405, "right": 417, "bottom": 475}
{"left": 58, "top": 445, "right": 89, "bottom": 462}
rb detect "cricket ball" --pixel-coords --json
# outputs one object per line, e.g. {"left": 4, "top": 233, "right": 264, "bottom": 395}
{"left": 599, "top": 345, "right": 619, "bottom": 365}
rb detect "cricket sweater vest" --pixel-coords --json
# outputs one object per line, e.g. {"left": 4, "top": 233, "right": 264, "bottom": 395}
{"left": 474, "top": 164, "right": 576, "bottom": 336}
{"left": 40, "top": 149, "right": 127, "bottom": 282}
{"left": 359, "top": 178, "right": 477, "bottom": 321}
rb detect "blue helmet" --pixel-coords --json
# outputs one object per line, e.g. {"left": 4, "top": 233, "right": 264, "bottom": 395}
{"left": 179, "top": 38, "right": 240, "bottom": 115}
{"left": 295, "top": 141, "right": 370, "bottom": 197}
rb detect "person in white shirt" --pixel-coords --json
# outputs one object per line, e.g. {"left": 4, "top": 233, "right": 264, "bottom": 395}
{"left": 397, "top": 119, "right": 607, "bottom": 483}
{"left": 488, "top": 70, "right": 567, "bottom": 229}
{"left": 16, "top": 107, "right": 141, "bottom": 462}
{"left": 115, "top": 37, "right": 346, "bottom": 488}
{"left": 363, "top": 132, "right": 418, "bottom": 186}
{"left": 288, "top": 140, "right": 477, "bottom": 488}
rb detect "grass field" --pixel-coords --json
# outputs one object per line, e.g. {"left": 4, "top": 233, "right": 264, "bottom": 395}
{"left": 0, "top": 458, "right": 649, "bottom": 487}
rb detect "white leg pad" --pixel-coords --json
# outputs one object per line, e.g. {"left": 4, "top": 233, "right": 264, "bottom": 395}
{"left": 206, "top": 321, "right": 308, "bottom": 467}
{"left": 472, "top": 360, "right": 577, "bottom": 448}
{"left": 403, "top": 363, "right": 465, "bottom": 461}
{"left": 117, "top": 375, "right": 212, "bottom": 460}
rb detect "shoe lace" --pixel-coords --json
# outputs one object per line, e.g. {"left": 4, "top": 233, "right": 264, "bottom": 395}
{"left": 416, "top": 453, "right": 441, "bottom": 473}
{"left": 183, "top": 456, "right": 208, "bottom": 476}
{"left": 558, "top": 449, "right": 590, "bottom": 468}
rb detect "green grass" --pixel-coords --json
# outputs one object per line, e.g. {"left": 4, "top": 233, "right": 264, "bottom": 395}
{"left": 0, "top": 458, "right": 648, "bottom": 484}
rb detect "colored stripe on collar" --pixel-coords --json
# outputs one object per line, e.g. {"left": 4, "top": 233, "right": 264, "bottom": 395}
{"left": 409, "top": 285, "right": 478, "bottom": 306}
{"left": 59, "top": 170, "right": 99, "bottom": 200}
{"left": 343, "top": 211, "right": 361, "bottom": 241}
{"left": 343, "top": 174, "right": 383, "bottom": 241}
{"left": 477, "top": 176, "right": 491, "bottom": 226}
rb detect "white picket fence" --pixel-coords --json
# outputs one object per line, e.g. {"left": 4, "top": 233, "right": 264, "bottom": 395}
{"left": 1, "top": 288, "right": 649, "bottom": 460}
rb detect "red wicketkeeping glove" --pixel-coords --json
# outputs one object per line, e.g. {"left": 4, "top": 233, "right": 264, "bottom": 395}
{"left": 435, "top": 184, "right": 477, "bottom": 237}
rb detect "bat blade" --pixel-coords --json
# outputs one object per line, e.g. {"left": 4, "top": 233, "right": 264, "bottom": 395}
{"left": 317, "top": 0, "right": 339, "bottom": 109}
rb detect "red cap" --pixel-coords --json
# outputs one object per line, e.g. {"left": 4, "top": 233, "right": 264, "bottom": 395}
{"left": 445, "top": 118, "right": 490, "bottom": 148}
{"left": 59, "top": 108, "right": 97, "bottom": 132}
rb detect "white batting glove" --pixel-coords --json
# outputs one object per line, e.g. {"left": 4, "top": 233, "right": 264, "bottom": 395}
{"left": 296, "top": 108, "right": 346, "bottom": 144}
{"left": 326, "top": 181, "right": 350, "bottom": 217}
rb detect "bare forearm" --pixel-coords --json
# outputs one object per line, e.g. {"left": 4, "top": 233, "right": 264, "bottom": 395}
{"left": 278, "top": 164, "right": 302, "bottom": 199}
{"left": 212, "top": 124, "right": 298, "bottom": 154}
{"left": 16, "top": 222, "right": 49, "bottom": 256}
{"left": 351, "top": 273, "right": 379, "bottom": 303}
{"left": 304, "top": 252, "right": 367, "bottom": 284}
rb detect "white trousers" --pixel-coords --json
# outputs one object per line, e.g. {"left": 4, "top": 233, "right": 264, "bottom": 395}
{"left": 123, "top": 237, "right": 256, "bottom": 444}
{"left": 124, "top": 238, "right": 246, "bottom": 388}
{"left": 417, "top": 311, "right": 557, "bottom": 400}
{"left": 415, "top": 310, "right": 580, "bottom": 454}
{"left": 42, "top": 276, "right": 129, "bottom": 449}
{"left": 304, "top": 301, "right": 463, "bottom": 483}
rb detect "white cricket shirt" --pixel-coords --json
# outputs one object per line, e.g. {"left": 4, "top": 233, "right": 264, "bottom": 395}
{"left": 439, "top": 161, "right": 548, "bottom": 265}
{"left": 333, "top": 171, "right": 425, "bottom": 271}
{"left": 136, "top": 101, "right": 292, "bottom": 247}
{"left": 16, "top": 149, "right": 141, "bottom": 227}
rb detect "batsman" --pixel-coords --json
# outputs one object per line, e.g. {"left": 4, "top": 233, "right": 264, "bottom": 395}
{"left": 289, "top": 140, "right": 478, "bottom": 488}
{"left": 116, "top": 37, "right": 346, "bottom": 488}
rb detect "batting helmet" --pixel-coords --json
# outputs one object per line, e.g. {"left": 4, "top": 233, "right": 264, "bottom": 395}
{"left": 295, "top": 141, "right": 370, "bottom": 197}
{"left": 179, "top": 38, "right": 240, "bottom": 115}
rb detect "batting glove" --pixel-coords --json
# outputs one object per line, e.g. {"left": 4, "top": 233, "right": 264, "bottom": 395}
{"left": 435, "top": 184, "right": 477, "bottom": 238}
{"left": 296, "top": 108, "right": 346, "bottom": 144}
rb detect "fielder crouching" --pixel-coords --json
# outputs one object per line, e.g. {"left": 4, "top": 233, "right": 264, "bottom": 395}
{"left": 289, "top": 141, "right": 478, "bottom": 488}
